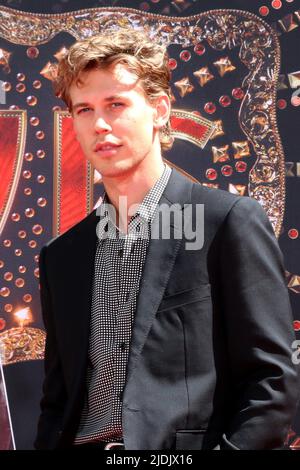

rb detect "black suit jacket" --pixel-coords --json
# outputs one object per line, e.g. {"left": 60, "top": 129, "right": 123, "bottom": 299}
{"left": 35, "top": 169, "right": 298, "bottom": 450}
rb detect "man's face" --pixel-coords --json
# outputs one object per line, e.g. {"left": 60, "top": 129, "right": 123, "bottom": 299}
{"left": 69, "top": 64, "right": 167, "bottom": 179}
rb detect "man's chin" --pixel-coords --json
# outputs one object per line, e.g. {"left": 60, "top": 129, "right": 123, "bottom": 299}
{"left": 96, "top": 161, "right": 137, "bottom": 179}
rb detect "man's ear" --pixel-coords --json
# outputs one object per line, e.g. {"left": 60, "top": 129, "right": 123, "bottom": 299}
{"left": 153, "top": 94, "right": 171, "bottom": 130}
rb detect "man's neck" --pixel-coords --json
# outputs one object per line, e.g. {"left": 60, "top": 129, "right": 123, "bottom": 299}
{"left": 102, "top": 156, "right": 165, "bottom": 232}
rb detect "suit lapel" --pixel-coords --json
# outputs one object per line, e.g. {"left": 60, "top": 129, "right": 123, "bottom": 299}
{"left": 126, "top": 169, "right": 194, "bottom": 382}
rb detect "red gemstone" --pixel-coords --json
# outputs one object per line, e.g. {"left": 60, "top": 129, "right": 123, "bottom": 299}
{"left": 26, "top": 47, "right": 39, "bottom": 59}
{"left": 168, "top": 58, "right": 177, "bottom": 70}
{"left": 219, "top": 95, "right": 231, "bottom": 107}
{"left": 293, "top": 320, "right": 300, "bottom": 331}
{"left": 204, "top": 102, "right": 216, "bottom": 114}
{"left": 206, "top": 169, "right": 217, "bottom": 181}
{"left": 288, "top": 229, "right": 299, "bottom": 239}
{"left": 259, "top": 6, "right": 269, "bottom": 16}
{"left": 272, "top": 0, "right": 282, "bottom": 9}
{"left": 277, "top": 99, "right": 287, "bottom": 109}
{"left": 140, "top": 2, "right": 150, "bottom": 11}
{"left": 0, "top": 318, "right": 6, "bottom": 330}
{"left": 235, "top": 161, "right": 247, "bottom": 172}
{"left": 180, "top": 50, "right": 191, "bottom": 62}
{"left": 194, "top": 43, "right": 206, "bottom": 55}
{"left": 221, "top": 165, "right": 233, "bottom": 177}
{"left": 232, "top": 87, "right": 244, "bottom": 100}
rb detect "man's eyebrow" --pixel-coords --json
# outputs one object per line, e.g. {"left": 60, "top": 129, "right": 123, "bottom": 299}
{"left": 72, "top": 102, "right": 90, "bottom": 111}
{"left": 103, "top": 94, "right": 126, "bottom": 102}
{"left": 72, "top": 95, "right": 127, "bottom": 111}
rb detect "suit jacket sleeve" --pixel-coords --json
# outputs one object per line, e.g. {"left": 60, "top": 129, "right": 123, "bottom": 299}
{"left": 218, "top": 196, "right": 299, "bottom": 449}
{"left": 34, "top": 245, "right": 67, "bottom": 449}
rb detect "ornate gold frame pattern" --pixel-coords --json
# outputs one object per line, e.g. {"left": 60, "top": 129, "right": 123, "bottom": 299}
{"left": 0, "top": 6, "right": 285, "bottom": 236}
{"left": 0, "top": 327, "right": 45, "bottom": 365}
{"left": 171, "top": 108, "right": 216, "bottom": 149}
{"left": 0, "top": 109, "right": 26, "bottom": 237}
{"left": 53, "top": 110, "right": 94, "bottom": 236}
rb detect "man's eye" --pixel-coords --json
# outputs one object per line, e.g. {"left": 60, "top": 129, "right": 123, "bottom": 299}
{"left": 111, "top": 102, "right": 123, "bottom": 108}
{"left": 77, "top": 107, "right": 91, "bottom": 114}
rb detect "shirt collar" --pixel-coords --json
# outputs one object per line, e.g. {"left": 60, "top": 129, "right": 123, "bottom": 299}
{"left": 96, "top": 164, "right": 172, "bottom": 240}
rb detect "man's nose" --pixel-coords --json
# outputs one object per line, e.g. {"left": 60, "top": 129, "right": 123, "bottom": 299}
{"left": 94, "top": 116, "right": 112, "bottom": 133}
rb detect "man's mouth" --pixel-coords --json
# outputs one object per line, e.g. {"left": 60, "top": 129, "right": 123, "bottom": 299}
{"left": 94, "top": 142, "right": 122, "bottom": 152}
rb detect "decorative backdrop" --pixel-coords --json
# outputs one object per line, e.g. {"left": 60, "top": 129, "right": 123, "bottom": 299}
{"left": 0, "top": 0, "right": 299, "bottom": 449}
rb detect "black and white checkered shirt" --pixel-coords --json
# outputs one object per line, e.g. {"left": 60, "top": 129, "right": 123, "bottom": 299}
{"left": 74, "top": 164, "right": 172, "bottom": 444}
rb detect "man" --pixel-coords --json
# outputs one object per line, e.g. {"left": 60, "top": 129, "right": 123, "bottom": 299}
{"left": 35, "top": 28, "right": 298, "bottom": 450}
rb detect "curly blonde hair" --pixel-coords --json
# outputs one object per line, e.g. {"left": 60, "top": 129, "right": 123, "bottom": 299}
{"left": 54, "top": 28, "right": 173, "bottom": 151}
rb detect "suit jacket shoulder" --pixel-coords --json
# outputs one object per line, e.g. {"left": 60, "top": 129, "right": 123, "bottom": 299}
{"left": 44, "top": 209, "right": 98, "bottom": 253}
{"left": 169, "top": 169, "right": 268, "bottom": 237}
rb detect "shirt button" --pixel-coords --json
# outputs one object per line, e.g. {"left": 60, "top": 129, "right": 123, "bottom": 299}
{"left": 119, "top": 341, "right": 127, "bottom": 351}
{"left": 119, "top": 390, "right": 124, "bottom": 401}
{"left": 118, "top": 249, "right": 123, "bottom": 258}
